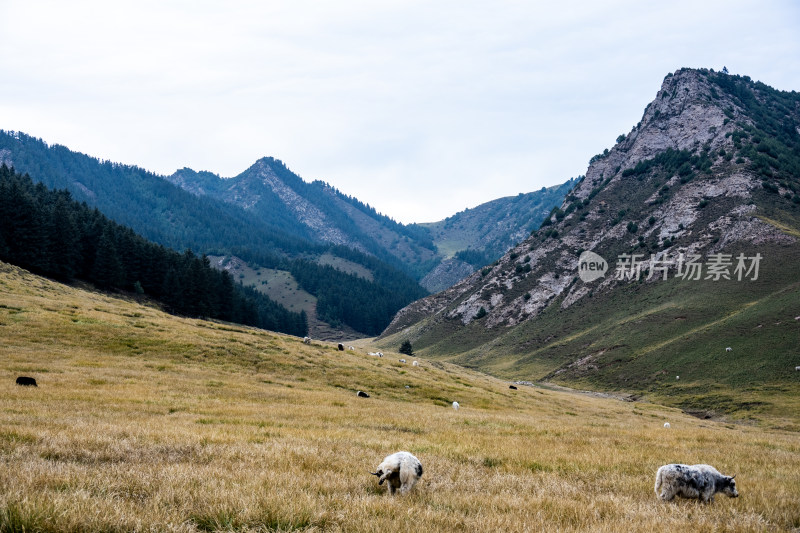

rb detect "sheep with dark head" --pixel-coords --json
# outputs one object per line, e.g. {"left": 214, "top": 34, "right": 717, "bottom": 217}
{"left": 370, "top": 451, "right": 423, "bottom": 495}
{"left": 655, "top": 464, "right": 738, "bottom": 503}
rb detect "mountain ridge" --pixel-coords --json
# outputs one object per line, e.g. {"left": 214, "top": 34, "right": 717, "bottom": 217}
{"left": 377, "top": 67, "right": 800, "bottom": 416}
{"left": 167, "top": 156, "right": 571, "bottom": 285}
{"left": 0, "top": 130, "right": 570, "bottom": 338}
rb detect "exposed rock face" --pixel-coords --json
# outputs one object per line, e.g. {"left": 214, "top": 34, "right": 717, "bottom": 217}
{"left": 420, "top": 258, "right": 474, "bottom": 293}
{"left": 381, "top": 68, "right": 798, "bottom": 339}
{"left": 247, "top": 160, "right": 356, "bottom": 248}
{"left": 0, "top": 149, "right": 12, "bottom": 168}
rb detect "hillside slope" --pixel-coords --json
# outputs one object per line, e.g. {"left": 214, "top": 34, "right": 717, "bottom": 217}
{"left": 1, "top": 261, "right": 799, "bottom": 531}
{"left": 169, "top": 159, "right": 441, "bottom": 279}
{"left": 169, "top": 158, "right": 571, "bottom": 285}
{"left": 378, "top": 68, "right": 800, "bottom": 417}
{"left": 0, "top": 134, "right": 427, "bottom": 338}
{"left": 416, "top": 180, "right": 577, "bottom": 293}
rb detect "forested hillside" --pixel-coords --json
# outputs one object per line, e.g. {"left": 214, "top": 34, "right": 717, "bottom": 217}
{"left": 0, "top": 165, "right": 308, "bottom": 336}
{"left": 0, "top": 131, "right": 311, "bottom": 262}
{"left": 169, "top": 158, "right": 441, "bottom": 279}
{"left": 0, "top": 130, "right": 570, "bottom": 337}
{"left": 0, "top": 132, "right": 429, "bottom": 337}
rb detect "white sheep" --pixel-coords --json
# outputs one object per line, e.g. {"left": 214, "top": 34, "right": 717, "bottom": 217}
{"left": 302, "top": 337, "right": 311, "bottom": 345}
{"left": 412, "top": 361, "right": 419, "bottom": 367}
{"left": 663, "top": 422, "right": 671, "bottom": 428}
{"left": 725, "top": 347, "right": 732, "bottom": 352}
{"left": 399, "top": 358, "right": 406, "bottom": 363}
{"left": 370, "top": 451, "right": 423, "bottom": 495}
{"left": 452, "top": 401, "right": 459, "bottom": 410}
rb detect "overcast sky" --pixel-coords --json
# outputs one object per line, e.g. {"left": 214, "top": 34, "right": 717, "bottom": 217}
{"left": 1, "top": 1, "right": 798, "bottom": 223}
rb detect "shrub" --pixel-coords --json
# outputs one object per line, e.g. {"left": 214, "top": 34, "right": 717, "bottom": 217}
{"left": 762, "top": 181, "right": 779, "bottom": 193}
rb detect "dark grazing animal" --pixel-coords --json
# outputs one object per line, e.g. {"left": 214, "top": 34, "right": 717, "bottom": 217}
{"left": 338, "top": 343, "right": 345, "bottom": 351}
{"left": 357, "top": 390, "right": 370, "bottom": 398}
{"left": 509, "top": 385, "right": 518, "bottom": 390}
{"left": 15, "top": 376, "right": 37, "bottom": 387}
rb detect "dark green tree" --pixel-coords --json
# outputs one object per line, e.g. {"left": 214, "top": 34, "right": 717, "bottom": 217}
{"left": 92, "top": 226, "right": 124, "bottom": 289}
{"left": 399, "top": 340, "right": 414, "bottom": 356}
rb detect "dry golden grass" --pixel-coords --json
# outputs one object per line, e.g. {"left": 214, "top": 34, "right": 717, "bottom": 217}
{"left": 1, "top": 262, "right": 799, "bottom": 532}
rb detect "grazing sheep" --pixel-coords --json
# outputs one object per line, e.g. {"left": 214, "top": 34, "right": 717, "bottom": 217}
{"left": 15, "top": 376, "right": 37, "bottom": 387}
{"left": 509, "top": 385, "right": 517, "bottom": 390}
{"left": 676, "top": 375, "right": 680, "bottom": 380}
{"left": 452, "top": 401, "right": 459, "bottom": 410}
{"left": 655, "top": 464, "right": 738, "bottom": 503}
{"left": 348, "top": 346, "right": 355, "bottom": 351}
{"left": 357, "top": 391, "right": 370, "bottom": 398}
{"left": 399, "top": 359, "right": 406, "bottom": 363}
{"left": 725, "top": 347, "right": 732, "bottom": 352}
{"left": 412, "top": 361, "right": 419, "bottom": 367}
{"left": 796, "top": 366, "right": 800, "bottom": 371}
{"left": 338, "top": 343, "right": 344, "bottom": 351}
{"left": 303, "top": 337, "right": 311, "bottom": 345}
{"left": 663, "top": 422, "right": 671, "bottom": 428}
{"left": 370, "top": 451, "right": 423, "bottom": 495}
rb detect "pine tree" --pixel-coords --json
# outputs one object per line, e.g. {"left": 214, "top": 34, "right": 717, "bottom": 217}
{"left": 92, "top": 226, "right": 124, "bottom": 289}
{"left": 399, "top": 340, "right": 414, "bottom": 356}
{"left": 45, "top": 194, "right": 81, "bottom": 280}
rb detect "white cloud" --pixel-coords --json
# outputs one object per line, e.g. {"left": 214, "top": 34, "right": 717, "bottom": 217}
{"left": 1, "top": 0, "right": 798, "bottom": 223}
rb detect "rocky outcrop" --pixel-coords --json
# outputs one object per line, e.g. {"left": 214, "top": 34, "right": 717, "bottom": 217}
{"left": 420, "top": 258, "right": 475, "bottom": 293}
{"left": 247, "top": 160, "right": 355, "bottom": 247}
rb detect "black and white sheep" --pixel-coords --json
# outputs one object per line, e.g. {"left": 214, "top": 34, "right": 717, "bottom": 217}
{"left": 370, "top": 451, "right": 423, "bottom": 495}
{"left": 654, "top": 464, "right": 738, "bottom": 503}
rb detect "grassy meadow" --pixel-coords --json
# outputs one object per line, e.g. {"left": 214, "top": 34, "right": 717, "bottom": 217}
{"left": 379, "top": 242, "right": 800, "bottom": 429}
{"left": 1, "top": 262, "right": 800, "bottom": 532}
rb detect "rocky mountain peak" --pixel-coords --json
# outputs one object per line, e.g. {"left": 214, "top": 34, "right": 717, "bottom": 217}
{"left": 381, "top": 68, "right": 799, "bottom": 339}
